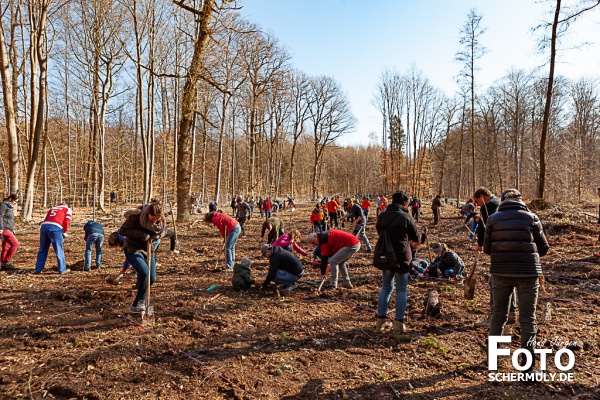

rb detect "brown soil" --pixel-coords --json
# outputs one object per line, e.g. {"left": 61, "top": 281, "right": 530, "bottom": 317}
{"left": 0, "top": 202, "right": 599, "bottom": 399}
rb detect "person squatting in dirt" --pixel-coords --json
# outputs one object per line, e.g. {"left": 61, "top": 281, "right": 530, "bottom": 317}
{"left": 83, "top": 220, "right": 104, "bottom": 271}
{"left": 108, "top": 230, "right": 131, "bottom": 276}
{"left": 232, "top": 257, "right": 256, "bottom": 291}
{"left": 35, "top": 203, "right": 73, "bottom": 274}
{"left": 271, "top": 229, "right": 308, "bottom": 258}
{"left": 0, "top": 194, "right": 19, "bottom": 271}
{"left": 261, "top": 216, "right": 284, "bottom": 244}
{"left": 260, "top": 244, "right": 304, "bottom": 292}
{"left": 204, "top": 210, "right": 241, "bottom": 271}
{"left": 427, "top": 242, "right": 465, "bottom": 279}
{"left": 308, "top": 229, "right": 360, "bottom": 290}
{"left": 374, "top": 190, "right": 421, "bottom": 334}
{"left": 119, "top": 200, "right": 166, "bottom": 313}
{"left": 484, "top": 188, "right": 549, "bottom": 371}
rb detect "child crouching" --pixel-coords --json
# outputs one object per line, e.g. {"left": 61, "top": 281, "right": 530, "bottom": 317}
{"left": 232, "top": 257, "right": 256, "bottom": 291}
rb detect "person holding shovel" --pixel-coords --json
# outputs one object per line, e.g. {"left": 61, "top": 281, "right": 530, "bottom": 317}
{"left": 120, "top": 200, "right": 166, "bottom": 313}
{"left": 204, "top": 210, "right": 240, "bottom": 271}
{"left": 307, "top": 229, "right": 360, "bottom": 290}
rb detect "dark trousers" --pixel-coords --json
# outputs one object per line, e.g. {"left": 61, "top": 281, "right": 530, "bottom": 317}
{"left": 490, "top": 275, "right": 539, "bottom": 352}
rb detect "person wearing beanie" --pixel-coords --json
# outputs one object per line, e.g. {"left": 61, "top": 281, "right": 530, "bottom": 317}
{"left": 374, "top": 190, "right": 420, "bottom": 334}
{"left": 260, "top": 245, "right": 304, "bottom": 292}
{"left": 427, "top": 242, "right": 465, "bottom": 279}
{"left": 232, "top": 257, "right": 256, "bottom": 291}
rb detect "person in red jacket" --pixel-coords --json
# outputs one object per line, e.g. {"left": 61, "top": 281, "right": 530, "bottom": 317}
{"left": 262, "top": 197, "right": 272, "bottom": 219}
{"left": 308, "top": 229, "right": 360, "bottom": 289}
{"left": 204, "top": 211, "right": 241, "bottom": 270}
{"left": 35, "top": 204, "right": 73, "bottom": 274}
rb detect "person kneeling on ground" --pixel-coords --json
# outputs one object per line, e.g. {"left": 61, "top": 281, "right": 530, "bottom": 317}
{"left": 427, "top": 242, "right": 465, "bottom": 279}
{"left": 232, "top": 257, "right": 256, "bottom": 291}
{"left": 260, "top": 244, "right": 304, "bottom": 292}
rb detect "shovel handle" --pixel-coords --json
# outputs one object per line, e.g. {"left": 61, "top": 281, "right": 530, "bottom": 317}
{"left": 146, "top": 240, "right": 152, "bottom": 308}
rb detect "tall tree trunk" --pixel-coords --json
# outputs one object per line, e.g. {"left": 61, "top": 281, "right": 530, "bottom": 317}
{"left": 537, "top": 0, "right": 561, "bottom": 199}
{"left": 175, "top": 0, "right": 216, "bottom": 222}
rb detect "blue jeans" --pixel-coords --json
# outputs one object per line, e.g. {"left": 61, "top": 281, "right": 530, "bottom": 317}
{"left": 353, "top": 225, "right": 372, "bottom": 251}
{"left": 225, "top": 225, "right": 241, "bottom": 270}
{"left": 377, "top": 270, "right": 409, "bottom": 321}
{"left": 125, "top": 250, "right": 156, "bottom": 306}
{"left": 313, "top": 222, "right": 323, "bottom": 233}
{"left": 265, "top": 210, "right": 271, "bottom": 219}
{"left": 270, "top": 269, "right": 302, "bottom": 287}
{"left": 470, "top": 220, "right": 478, "bottom": 239}
{"left": 85, "top": 233, "right": 104, "bottom": 269}
{"left": 35, "top": 225, "right": 67, "bottom": 273}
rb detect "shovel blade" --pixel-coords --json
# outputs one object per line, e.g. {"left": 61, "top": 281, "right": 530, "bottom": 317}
{"left": 141, "top": 306, "right": 155, "bottom": 327}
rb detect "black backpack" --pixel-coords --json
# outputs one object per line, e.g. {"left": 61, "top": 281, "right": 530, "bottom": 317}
{"left": 373, "top": 230, "right": 398, "bottom": 270}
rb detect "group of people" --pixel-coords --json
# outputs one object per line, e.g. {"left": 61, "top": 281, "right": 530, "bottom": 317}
{"left": 1, "top": 186, "right": 551, "bottom": 374}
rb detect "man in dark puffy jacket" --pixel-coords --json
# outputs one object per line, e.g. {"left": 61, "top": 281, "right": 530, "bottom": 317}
{"left": 374, "top": 190, "right": 420, "bottom": 334}
{"left": 484, "top": 188, "right": 549, "bottom": 361}
{"left": 260, "top": 245, "right": 303, "bottom": 292}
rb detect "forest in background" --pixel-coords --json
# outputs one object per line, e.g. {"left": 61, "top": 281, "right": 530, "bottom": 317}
{"left": 1, "top": 0, "right": 599, "bottom": 222}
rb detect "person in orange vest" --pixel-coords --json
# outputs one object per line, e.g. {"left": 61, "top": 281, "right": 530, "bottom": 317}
{"left": 327, "top": 197, "right": 340, "bottom": 228}
{"left": 310, "top": 203, "right": 325, "bottom": 233}
{"left": 361, "top": 196, "right": 371, "bottom": 222}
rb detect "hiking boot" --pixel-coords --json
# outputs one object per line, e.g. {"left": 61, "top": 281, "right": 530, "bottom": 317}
{"left": 342, "top": 282, "right": 354, "bottom": 289}
{"left": 507, "top": 311, "right": 516, "bottom": 325}
{"left": 59, "top": 268, "right": 71, "bottom": 274}
{"left": 392, "top": 320, "right": 406, "bottom": 334}
{"left": 475, "top": 316, "right": 491, "bottom": 328}
{"left": 84, "top": 267, "right": 91, "bottom": 272}
{"left": 129, "top": 300, "right": 146, "bottom": 313}
{"left": 1, "top": 263, "right": 15, "bottom": 271}
{"left": 374, "top": 317, "right": 392, "bottom": 333}
{"left": 283, "top": 283, "right": 299, "bottom": 293}
{"left": 170, "top": 249, "right": 180, "bottom": 254}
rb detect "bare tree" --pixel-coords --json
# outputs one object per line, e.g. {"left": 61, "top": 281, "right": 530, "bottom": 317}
{"left": 456, "top": 8, "right": 487, "bottom": 194}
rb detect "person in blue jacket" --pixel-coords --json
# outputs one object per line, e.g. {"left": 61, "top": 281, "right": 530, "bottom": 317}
{"left": 83, "top": 220, "right": 105, "bottom": 271}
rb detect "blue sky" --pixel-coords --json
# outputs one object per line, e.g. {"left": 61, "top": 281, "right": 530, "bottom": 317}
{"left": 238, "top": 1, "right": 600, "bottom": 145}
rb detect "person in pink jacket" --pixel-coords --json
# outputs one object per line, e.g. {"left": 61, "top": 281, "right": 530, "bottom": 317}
{"left": 204, "top": 211, "right": 241, "bottom": 270}
{"left": 272, "top": 229, "right": 307, "bottom": 257}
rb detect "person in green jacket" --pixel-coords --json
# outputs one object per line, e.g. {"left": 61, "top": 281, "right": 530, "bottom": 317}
{"left": 232, "top": 257, "right": 256, "bottom": 291}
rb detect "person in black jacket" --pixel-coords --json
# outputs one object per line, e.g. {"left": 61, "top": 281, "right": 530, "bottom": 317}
{"left": 484, "top": 188, "right": 549, "bottom": 361}
{"left": 374, "top": 190, "right": 420, "bottom": 334}
{"left": 83, "top": 220, "right": 104, "bottom": 271}
{"left": 260, "top": 245, "right": 304, "bottom": 292}
{"left": 472, "top": 187, "right": 517, "bottom": 328}
{"left": 119, "top": 200, "right": 166, "bottom": 313}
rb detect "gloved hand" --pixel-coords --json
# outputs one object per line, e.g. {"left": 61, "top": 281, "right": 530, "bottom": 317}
{"left": 120, "top": 268, "right": 128, "bottom": 274}
{"left": 312, "top": 259, "right": 319, "bottom": 267}
{"left": 143, "top": 234, "right": 151, "bottom": 242}
{"left": 63, "top": 232, "right": 69, "bottom": 238}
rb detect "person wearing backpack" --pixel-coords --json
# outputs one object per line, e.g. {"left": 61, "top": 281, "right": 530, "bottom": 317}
{"left": 408, "top": 196, "right": 421, "bottom": 221}
{"left": 374, "top": 190, "right": 420, "bottom": 334}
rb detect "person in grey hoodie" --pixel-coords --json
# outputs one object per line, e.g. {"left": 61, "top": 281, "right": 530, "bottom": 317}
{"left": 0, "top": 194, "right": 19, "bottom": 271}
